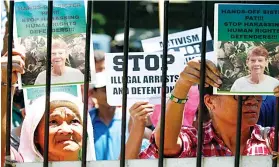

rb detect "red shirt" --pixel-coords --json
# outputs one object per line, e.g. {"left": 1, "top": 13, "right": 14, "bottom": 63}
{"left": 139, "top": 121, "right": 274, "bottom": 159}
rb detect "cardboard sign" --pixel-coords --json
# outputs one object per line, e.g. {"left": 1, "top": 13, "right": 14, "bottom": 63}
{"left": 214, "top": 3, "right": 279, "bottom": 95}
{"left": 141, "top": 27, "right": 215, "bottom": 64}
{"left": 105, "top": 52, "right": 185, "bottom": 106}
{"left": 14, "top": 0, "right": 96, "bottom": 88}
{"left": 23, "top": 84, "right": 82, "bottom": 112}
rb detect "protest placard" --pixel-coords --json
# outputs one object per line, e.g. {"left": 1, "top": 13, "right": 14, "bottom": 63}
{"left": 214, "top": 3, "right": 279, "bottom": 95}
{"left": 105, "top": 52, "right": 185, "bottom": 106}
{"left": 141, "top": 27, "right": 215, "bottom": 64}
{"left": 19, "top": 84, "right": 96, "bottom": 162}
{"left": 14, "top": 0, "right": 95, "bottom": 88}
{"left": 23, "top": 84, "right": 82, "bottom": 111}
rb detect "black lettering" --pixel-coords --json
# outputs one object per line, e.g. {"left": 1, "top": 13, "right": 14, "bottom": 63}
{"left": 113, "top": 87, "right": 122, "bottom": 95}
{"left": 129, "top": 55, "right": 144, "bottom": 71}
{"left": 113, "top": 55, "right": 124, "bottom": 71}
{"left": 186, "top": 36, "right": 192, "bottom": 43}
{"left": 132, "top": 87, "right": 137, "bottom": 94}
{"left": 160, "top": 54, "right": 175, "bottom": 70}
{"left": 143, "top": 76, "right": 149, "bottom": 83}
{"left": 177, "top": 37, "right": 183, "bottom": 45}
{"left": 145, "top": 54, "right": 159, "bottom": 71}
{"left": 174, "top": 75, "right": 179, "bottom": 82}
{"left": 155, "top": 76, "right": 160, "bottom": 83}
{"left": 149, "top": 76, "right": 154, "bottom": 83}
{"left": 192, "top": 34, "right": 199, "bottom": 42}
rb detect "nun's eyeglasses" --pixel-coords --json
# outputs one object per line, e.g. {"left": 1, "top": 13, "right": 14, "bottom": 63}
{"left": 233, "top": 95, "right": 267, "bottom": 102}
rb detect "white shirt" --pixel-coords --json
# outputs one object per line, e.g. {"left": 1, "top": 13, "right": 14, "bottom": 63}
{"left": 230, "top": 75, "right": 279, "bottom": 93}
{"left": 34, "top": 66, "right": 84, "bottom": 85}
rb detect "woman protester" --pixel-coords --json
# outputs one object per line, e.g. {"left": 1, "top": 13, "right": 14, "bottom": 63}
{"left": 1, "top": 50, "right": 95, "bottom": 164}
{"left": 1, "top": 49, "right": 26, "bottom": 165}
{"left": 18, "top": 92, "right": 95, "bottom": 162}
{"left": 139, "top": 58, "right": 279, "bottom": 158}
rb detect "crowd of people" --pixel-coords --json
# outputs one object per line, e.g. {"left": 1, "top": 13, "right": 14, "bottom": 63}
{"left": 1, "top": 43, "right": 279, "bottom": 166}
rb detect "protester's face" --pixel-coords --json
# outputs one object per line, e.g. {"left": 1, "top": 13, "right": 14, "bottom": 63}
{"left": 36, "top": 107, "right": 82, "bottom": 160}
{"left": 206, "top": 95, "right": 262, "bottom": 128}
{"left": 51, "top": 48, "right": 67, "bottom": 68}
{"left": 95, "top": 60, "right": 105, "bottom": 73}
{"left": 92, "top": 87, "right": 108, "bottom": 107}
{"left": 246, "top": 56, "right": 268, "bottom": 75}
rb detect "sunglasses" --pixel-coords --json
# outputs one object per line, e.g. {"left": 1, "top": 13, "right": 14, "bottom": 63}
{"left": 233, "top": 95, "right": 267, "bottom": 102}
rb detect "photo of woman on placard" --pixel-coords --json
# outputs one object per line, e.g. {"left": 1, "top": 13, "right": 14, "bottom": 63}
{"left": 230, "top": 46, "right": 279, "bottom": 93}
{"left": 18, "top": 35, "right": 88, "bottom": 87}
{"left": 216, "top": 41, "right": 279, "bottom": 94}
{"left": 34, "top": 38, "right": 84, "bottom": 85}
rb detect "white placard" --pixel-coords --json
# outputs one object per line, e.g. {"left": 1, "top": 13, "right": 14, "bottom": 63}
{"left": 141, "top": 27, "right": 215, "bottom": 64}
{"left": 105, "top": 52, "right": 185, "bottom": 106}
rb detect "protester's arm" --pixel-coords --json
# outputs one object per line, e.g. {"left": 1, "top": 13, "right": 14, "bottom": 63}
{"left": 154, "top": 59, "right": 222, "bottom": 156}
{"left": 274, "top": 86, "right": 279, "bottom": 97}
{"left": 1, "top": 83, "right": 16, "bottom": 166}
{"left": 1, "top": 51, "right": 25, "bottom": 166}
{"left": 143, "top": 127, "right": 152, "bottom": 140}
{"left": 124, "top": 102, "right": 153, "bottom": 159}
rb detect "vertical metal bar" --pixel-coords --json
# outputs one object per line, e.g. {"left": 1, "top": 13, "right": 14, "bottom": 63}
{"left": 158, "top": 1, "right": 169, "bottom": 167}
{"left": 272, "top": 97, "right": 279, "bottom": 167}
{"left": 234, "top": 96, "right": 243, "bottom": 167}
{"left": 120, "top": 1, "right": 130, "bottom": 167}
{"left": 196, "top": 1, "right": 207, "bottom": 167}
{"left": 235, "top": 2, "right": 245, "bottom": 167}
{"left": 5, "top": 1, "right": 14, "bottom": 167}
{"left": 81, "top": 1, "right": 93, "bottom": 167}
{"left": 43, "top": 1, "right": 53, "bottom": 167}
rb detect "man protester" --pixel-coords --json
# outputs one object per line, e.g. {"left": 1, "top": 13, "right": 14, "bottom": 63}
{"left": 89, "top": 71, "right": 128, "bottom": 160}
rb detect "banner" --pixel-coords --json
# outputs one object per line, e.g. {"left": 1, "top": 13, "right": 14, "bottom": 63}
{"left": 141, "top": 27, "right": 215, "bottom": 64}
{"left": 214, "top": 3, "right": 279, "bottom": 95}
{"left": 105, "top": 52, "right": 185, "bottom": 106}
{"left": 23, "top": 84, "right": 82, "bottom": 112}
{"left": 14, "top": 0, "right": 96, "bottom": 88}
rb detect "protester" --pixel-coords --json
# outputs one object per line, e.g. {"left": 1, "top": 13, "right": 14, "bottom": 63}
{"left": 258, "top": 96, "right": 277, "bottom": 127}
{"left": 1, "top": 49, "right": 25, "bottom": 166}
{"left": 94, "top": 50, "right": 106, "bottom": 73}
{"left": 124, "top": 102, "right": 153, "bottom": 159}
{"left": 12, "top": 88, "right": 25, "bottom": 129}
{"left": 1, "top": 50, "right": 95, "bottom": 164}
{"left": 11, "top": 106, "right": 25, "bottom": 152}
{"left": 139, "top": 58, "right": 279, "bottom": 158}
{"left": 89, "top": 71, "right": 128, "bottom": 160}
{"left": 18, "top": 92, "right": 95, "bottom": 162}
{"left": 231, "top": 46, "right": 279, "bottom": 92}
{"left": 150, "top": 85, "right": 199, "bottom": 127}
{"left": 34, "top": 39, "right": 84, "bottom": 85}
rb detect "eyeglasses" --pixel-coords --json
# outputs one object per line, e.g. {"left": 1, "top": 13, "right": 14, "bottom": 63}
{"left": 233, "top": 95, "right": 267, "bottom": 102}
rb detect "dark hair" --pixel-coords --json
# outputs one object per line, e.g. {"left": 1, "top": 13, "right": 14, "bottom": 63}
{"left": 196, "top": 85, "right": 213, "bottom": 122}
{"left": 198, "top": 85, "right": 213, "bottom": 95}
{"left": 13, "top": 89, "right": 25, "bottom": 108}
